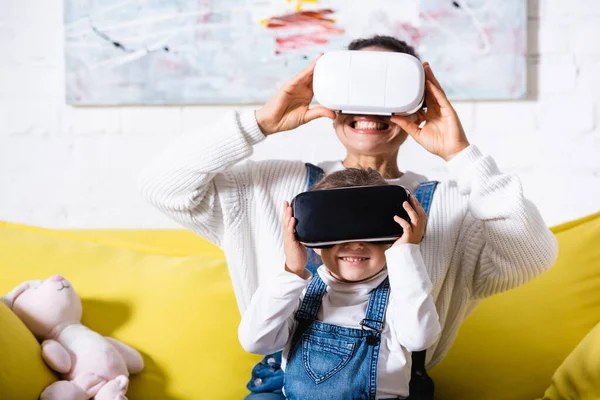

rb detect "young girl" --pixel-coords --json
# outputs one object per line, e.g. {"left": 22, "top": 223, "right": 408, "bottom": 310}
{"left": 239, "top": 169, "right": 441, "bottom": 400}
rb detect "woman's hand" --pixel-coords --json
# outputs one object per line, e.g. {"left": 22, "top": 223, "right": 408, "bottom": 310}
{"left": 393, "top": 195, "right": 427, "bottom": 246}
{"left": 391, "top": 62, "right": 470, "bottom": 162}
{"left": 282, "top": 201, "right": 310, "bottom": 279}
{"left": 255, "top": 56, "right": 337, "bottom": 136}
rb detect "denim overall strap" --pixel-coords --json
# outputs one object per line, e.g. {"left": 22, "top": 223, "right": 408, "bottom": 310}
{"left": 304, "top": 163, "right": 325, "bottom": 275}
{"left": 414, "top": 181, "right": 438, "bottom": 218}
{"left": 361, "top": 277, "right": 390, "bottom": 399}
{"left": 360, "top": 277, "right": 391, "bottom": 333}
{"left": 409, "top": 181, "right": 438, "bottom": 367}
{"left": 305, "top": 163, "right": 324, "bottom": 188}
{"left": 406, "top": 180, "right": 438, "bottom": 400}
{"left": 295, "top": 273, "right": 328, "bottom": 322}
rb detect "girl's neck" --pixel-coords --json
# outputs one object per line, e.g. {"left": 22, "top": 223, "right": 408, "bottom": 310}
{"left": 342, "top": 152, "right": 402, "bottom": 179}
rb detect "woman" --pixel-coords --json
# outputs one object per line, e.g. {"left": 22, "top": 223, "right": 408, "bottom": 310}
{"left": 139, "top": 36, "right": 557, "bottom": 398}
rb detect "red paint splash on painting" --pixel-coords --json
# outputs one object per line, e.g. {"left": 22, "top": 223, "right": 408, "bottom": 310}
{"left": 419, "top": 9, "right": 454, "bottom": 20}
{"left": 262, "top": 9, "right": 336, "bottom": 28}
{"left": 395, "top": 23, "right": 424, "bottom": 47}
{"left": 261, "top": 9, "right": 344, "bottom": 54}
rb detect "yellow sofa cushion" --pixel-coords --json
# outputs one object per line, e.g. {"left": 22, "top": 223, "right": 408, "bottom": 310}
{"left": 1, "top": 211, "right": 599, "bottom": 400}
{"left": 539, "top": 321, "right": 600, "bottom": 400}
{"left": 0, "top": 222, "right": 260, "bottom": 400}
{"left": 0, "top": 302, "right": 57, "bottom": 399}
{"left": 430, "top": 212, "right": 600, "bottom": 400}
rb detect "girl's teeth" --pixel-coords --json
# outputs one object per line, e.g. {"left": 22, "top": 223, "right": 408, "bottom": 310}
{"left": 342, "top": 257, "right": 367, "bottom": 262}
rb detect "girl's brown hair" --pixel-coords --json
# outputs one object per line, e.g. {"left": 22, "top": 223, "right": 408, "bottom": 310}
{"left": 311, "top": 168, "right": 388, "bottom": 191}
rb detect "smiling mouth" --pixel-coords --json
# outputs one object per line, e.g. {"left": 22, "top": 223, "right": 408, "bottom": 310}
{"left": 57, "top": 283, "right": 70, "bottom": 291}
{"left": 338, "top": 256, "right": 370, "bottom": 263}
{"left": 350, "top": 120, "right": 390, "bottom": 131}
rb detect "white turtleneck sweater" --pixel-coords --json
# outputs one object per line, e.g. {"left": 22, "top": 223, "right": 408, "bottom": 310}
{"left": 238, "top": 245, "right": 441, "bottom": 399}
{"left": 138, "top": 110, "right": 558, "bottom": 368}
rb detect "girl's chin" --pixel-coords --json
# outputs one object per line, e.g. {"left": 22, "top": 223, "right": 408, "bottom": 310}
{"left": 334, "top": 271, "right": 375, "bottom": 283}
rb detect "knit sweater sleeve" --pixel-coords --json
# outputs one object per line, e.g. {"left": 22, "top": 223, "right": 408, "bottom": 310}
{"left": 138, "top": 110, "right": 296, "bottom": 247}
{"left": 446, "top": 146, "right": 559, "bottom": 299}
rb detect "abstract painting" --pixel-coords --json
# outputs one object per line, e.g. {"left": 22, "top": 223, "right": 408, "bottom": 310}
{"left": 64, "top": 0, "right": 526, "bottom": 105}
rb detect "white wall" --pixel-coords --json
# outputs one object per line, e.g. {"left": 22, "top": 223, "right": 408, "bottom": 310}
{"left": 0, "top": 0, "right": 599, "bottom": 228}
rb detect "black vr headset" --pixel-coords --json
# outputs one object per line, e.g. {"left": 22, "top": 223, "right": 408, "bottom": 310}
{"left": 291, "top": 185, "right": 411, "bottom": 249}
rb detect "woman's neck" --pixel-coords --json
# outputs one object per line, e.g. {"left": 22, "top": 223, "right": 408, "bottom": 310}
{"left": 342, "top": 152, "right": 402, "bottom": 179}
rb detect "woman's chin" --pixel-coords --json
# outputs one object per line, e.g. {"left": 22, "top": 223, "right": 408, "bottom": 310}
{"left": 343, "top": 144, "right": 393, "bottom": 158}
{"left": 340, "top": 130, "right": 401, "bottom": 154}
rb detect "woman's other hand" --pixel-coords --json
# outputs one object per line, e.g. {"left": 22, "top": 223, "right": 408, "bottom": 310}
{"left": 282, "top": 201, "right": 310, "bottom": 279}
{"left": 255, "top": 56, "right": 337, "bottom": 136}
{"left": 391, "top": 62, "right": 470, "bottom": 162}
{"left": 393, "top": 195, "right": 427, "bottom": 246}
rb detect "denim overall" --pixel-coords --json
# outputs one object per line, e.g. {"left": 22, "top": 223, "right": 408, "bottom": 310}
{"left": 245, "top": 164, "right": 438, "bottom": 400}
{"left": 285, "top": 271, "right": 390, "bottom": 399}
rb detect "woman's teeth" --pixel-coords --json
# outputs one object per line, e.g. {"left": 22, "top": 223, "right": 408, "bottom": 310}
{"left": 352, "top": 121, "right": 388, "bottom": 130}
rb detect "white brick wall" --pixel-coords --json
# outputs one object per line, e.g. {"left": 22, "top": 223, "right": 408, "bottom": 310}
{"left": 1, "top": 0, "right": 599, "bottom": 228}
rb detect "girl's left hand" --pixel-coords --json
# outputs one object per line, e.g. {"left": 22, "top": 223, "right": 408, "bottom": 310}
{"left": 393, "top": 195, "right": 427, "bottom": 246}
{"left": 391, "top": 62, "right": 470, "bottom": 162}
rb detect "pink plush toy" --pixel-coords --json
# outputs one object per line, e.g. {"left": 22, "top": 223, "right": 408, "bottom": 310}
{"left": 2, "top": 275, "right": 144, "bottom": 400}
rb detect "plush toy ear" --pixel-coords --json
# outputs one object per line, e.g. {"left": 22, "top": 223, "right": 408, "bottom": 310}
{"left": 1, "top": 280, "right": 38, "bottom": 310}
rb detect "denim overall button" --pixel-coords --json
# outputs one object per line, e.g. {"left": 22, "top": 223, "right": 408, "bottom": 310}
{"left": 366, "top": 335, "right": 379, "bottom": 346}
{"left": 267, "top": 357, "right": 277, "bottom": 365}
{"left": 254, "top": 378, "right": 263, "bottom": 387}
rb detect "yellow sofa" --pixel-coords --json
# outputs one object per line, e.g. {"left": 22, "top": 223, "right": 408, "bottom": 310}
{"left": 1, "top": 212, "right": 599, "bottom": 400}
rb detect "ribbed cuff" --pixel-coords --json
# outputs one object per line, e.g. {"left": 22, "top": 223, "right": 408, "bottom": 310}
{"left": 239, "top": 110, "right": 266, "bottom": 146}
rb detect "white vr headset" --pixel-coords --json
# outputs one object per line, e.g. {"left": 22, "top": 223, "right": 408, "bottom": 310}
{"left": 313, "top": 50, "right": 425, "bottom": 116}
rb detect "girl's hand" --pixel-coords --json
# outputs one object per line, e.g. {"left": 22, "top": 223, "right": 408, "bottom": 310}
{"left": 390, "top": 62, "right": 470, "bottom": 162}
{"left": 282, "top": 201, "right": 310, "bottom": 279}
{"left": 255, "top": 56, "right": 337, "bottom": 136}
{"left": 393, "top": 195, "right": 427, "bottom": 246}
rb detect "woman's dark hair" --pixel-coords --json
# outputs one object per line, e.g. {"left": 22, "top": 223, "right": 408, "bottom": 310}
{"left": 348, "top": 35, "right": 420, "bottom": 59}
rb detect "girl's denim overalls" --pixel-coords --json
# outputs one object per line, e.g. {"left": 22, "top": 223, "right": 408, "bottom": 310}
{"left": 284, "top": 270, "right": 390, "bottom": 399}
